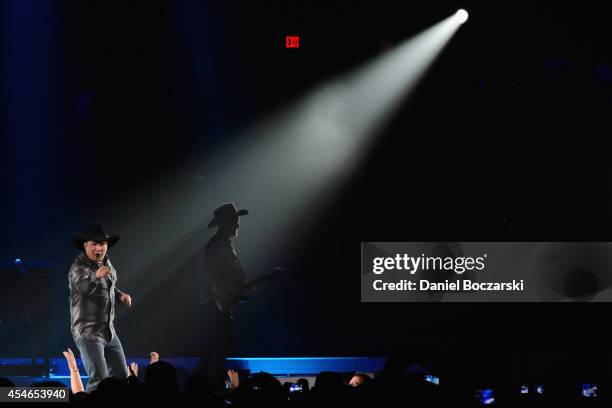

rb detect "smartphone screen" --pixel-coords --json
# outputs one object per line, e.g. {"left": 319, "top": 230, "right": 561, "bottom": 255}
{"left": 424, "top": 374, "right": 440, "bottom": 385}
{"left": 476, "top": 389, "right": 495, "bottom": 405}
{"left": 581, "top": 384, "right": 598, "bottom": 398}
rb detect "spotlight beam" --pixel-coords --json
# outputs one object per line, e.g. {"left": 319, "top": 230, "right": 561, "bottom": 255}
{"left": 100, "top": 11, "right": 468, "bottom": 313}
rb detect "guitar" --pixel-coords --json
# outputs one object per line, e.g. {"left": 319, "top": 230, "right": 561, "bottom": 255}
{"left": 214, "top": 267, "right": 288, "bottom": 312}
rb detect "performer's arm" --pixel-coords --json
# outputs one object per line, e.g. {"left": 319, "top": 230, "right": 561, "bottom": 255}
{"left": 107, "top": 260, "right": 130, "bottom": 306}
{"left": 212, "top": 280, "right": 247, "bottom": 311}
{"left": 115, "top": 287, "right": 132, "bottom": 307}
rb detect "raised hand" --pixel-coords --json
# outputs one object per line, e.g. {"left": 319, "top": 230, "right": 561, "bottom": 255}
{"left": 129, "top": 362, "right": 139, "bottom": 378}
{"left": 62, "top": 348, "right": 78, "bottom": 372}
{"left": 226, "top": 369, "right": 240, "bottom": 390}
{"left": 149, "top": 352, "right": 159, "bottom": 364}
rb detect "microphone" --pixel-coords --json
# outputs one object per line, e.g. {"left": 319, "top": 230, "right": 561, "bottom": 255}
{"left": 94, "top": 255, "right": 104, "bottom": 269}
{"left": 94, "top": 255, "right": 110, "bottom": 283}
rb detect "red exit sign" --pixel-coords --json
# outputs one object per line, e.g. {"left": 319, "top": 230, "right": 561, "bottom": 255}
{"left": 285, "top": 35, "right": 300, "bottom": 48}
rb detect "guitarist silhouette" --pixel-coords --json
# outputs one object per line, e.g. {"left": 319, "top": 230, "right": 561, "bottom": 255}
{"left": 196, "top": 203, "right": 288, "bottom": 389}
{"left": 196, "top": 203, "right": 251, "bottom": 390}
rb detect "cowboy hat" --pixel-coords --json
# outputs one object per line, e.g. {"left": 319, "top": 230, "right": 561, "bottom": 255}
{"left": 72, "top": 223, "right": 120, "bottom": 250}
{"left": 208, "top": 203, "right": 249, "bottom": 228}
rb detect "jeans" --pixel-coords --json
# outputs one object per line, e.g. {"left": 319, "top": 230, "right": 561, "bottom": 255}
{"left": 75, "top": 335, "right": 128, "bottom": 392}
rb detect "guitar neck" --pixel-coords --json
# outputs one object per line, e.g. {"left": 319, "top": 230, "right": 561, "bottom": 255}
{"left": 244, "top": 270, "right": 286, "bottom": 289}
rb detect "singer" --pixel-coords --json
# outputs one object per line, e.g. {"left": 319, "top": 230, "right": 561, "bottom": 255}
{"left": 68, "top": 223, "right": 132, "bottom": 392}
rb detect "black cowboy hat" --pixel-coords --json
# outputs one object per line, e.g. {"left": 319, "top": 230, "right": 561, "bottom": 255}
{"left": 72, "top": 223, "right": 120, "bottom": 250}
{"left": 208, "top": 203, "right": 249, "bottom": 228}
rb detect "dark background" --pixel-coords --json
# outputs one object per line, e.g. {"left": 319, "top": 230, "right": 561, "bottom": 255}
{"left": 1, "top": 0, "right": 612, "bottom": 368}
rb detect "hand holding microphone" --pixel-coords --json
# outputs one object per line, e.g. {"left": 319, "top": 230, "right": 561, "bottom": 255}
{"left": 95, "top": 256, "right": 110, "bottom": 279}
{"left": 96, "top": 266, "right": 110, "bottom": 279}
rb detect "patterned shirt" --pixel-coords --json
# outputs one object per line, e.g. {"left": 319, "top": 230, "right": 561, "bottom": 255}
{"left": 68, "top": 253, "right": 124, "bottom": 343}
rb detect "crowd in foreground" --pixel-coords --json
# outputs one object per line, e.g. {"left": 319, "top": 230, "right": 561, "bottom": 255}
{"left": 0, "top": 349, "right": 609, "bottom": 406}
